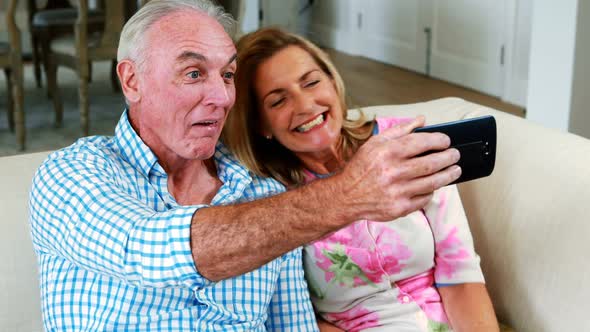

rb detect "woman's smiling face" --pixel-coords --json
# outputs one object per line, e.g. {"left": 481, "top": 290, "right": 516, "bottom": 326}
{"left": 254, "top": 46, "right": 344, "bottom": 157}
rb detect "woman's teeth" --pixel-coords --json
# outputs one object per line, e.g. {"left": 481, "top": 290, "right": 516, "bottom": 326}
{"left": 296, "top": 114, "right": 324, "bottom": 132}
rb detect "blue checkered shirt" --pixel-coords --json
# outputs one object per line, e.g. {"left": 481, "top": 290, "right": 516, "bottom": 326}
{"left": 29, "top": 111, "right": 318, "bottom": 331}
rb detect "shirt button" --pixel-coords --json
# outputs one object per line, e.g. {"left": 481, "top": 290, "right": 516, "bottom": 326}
{"left": 402, "top": 296, "right": 410, "bottom": 303}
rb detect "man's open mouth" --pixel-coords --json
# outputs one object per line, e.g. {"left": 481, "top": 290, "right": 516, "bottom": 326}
{"left": 193, "top": 120, "right": 218, "bottom": 126}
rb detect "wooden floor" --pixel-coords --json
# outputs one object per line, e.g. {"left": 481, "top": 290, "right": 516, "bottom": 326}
{"left": 325, "top": 48, "right": 525, "bottom": 117}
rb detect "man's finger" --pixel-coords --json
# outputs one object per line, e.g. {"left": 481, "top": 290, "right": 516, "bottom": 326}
{"left": 378, "top": 115, "right": 426, "bottom": 141}
{"left": 379, "top": 130, "right": 451, "bottom": 160}
{"left": 392, "top": 148, "right": 460, "bottom": 180}
{"left": 404, "top": 165, "right": 462, "bottom": 196}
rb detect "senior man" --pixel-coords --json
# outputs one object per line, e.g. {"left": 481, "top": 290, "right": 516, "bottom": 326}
{"left": 29, "top": 0, "right": 461, "bottom": 330}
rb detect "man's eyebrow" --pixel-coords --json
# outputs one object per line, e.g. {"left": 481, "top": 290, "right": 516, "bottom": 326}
{"left": 226, "top": 53, "right": 237, "bottom": 66}
{"left": 176, "top": 51, "right": 207, "bottom": 63}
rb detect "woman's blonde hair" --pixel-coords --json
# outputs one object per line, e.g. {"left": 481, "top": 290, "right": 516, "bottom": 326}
{"left": 222, "top": 27, "right": 374, "bottom": 186}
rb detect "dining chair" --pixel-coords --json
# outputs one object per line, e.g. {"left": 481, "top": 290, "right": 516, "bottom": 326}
{"left": 45, "top": 0, "right": 124, "bottom": 136}
{"left": 1, "top": 0, "right": 25, "bottom": 150}
{"left": 28, "top": 0, "right": 106, "bottom": 90}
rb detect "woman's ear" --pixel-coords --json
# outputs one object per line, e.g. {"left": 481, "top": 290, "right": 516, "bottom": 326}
{"left": 259, "top": 127, "right": 273, "bottom": 140}
{"left": 257, "top": 120, "right": 273, "bottom": 140}
{"left": 117, "top": 59, "right": 141, "bottom": 104}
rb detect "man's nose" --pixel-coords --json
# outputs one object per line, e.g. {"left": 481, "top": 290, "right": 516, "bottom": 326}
{"left": 203, "top": 75, "right": 233, "bottom": 107}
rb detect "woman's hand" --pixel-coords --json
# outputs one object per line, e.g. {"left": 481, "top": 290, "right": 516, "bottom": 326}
{"left": 438, "top": 282, "right": 500, "bottom": 332}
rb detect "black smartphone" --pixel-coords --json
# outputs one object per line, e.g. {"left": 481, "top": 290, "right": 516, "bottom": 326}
{"left": 413, "top": 115, "right": 496, "bottom": 185}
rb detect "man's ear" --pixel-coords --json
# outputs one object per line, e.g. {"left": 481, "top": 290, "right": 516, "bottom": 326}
{"left": 117, "top": 59, "right": 141, "bottom": 104}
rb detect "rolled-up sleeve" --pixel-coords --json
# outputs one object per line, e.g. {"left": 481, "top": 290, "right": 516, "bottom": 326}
{"left": 29, "top": 153, "right": 211, "bottom": 290}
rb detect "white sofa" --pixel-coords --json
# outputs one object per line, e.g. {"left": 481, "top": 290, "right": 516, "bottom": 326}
{"left": 2, "top": 97, "right": 590, "bottom": 331}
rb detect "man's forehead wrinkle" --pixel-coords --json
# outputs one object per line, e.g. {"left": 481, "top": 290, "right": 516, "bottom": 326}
{"left": 176, "top": 51, "right": 207, "bottom": 63}
{"left": 154, "top": 21, "right": 235, "bottom": 52}
{"left": 172, "top": 45, "right": 235, "bottom": 66}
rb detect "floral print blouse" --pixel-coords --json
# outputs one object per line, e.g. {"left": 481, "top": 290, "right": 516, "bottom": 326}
{"left": 302, "top": 117, "right": 485, "bottom": 332}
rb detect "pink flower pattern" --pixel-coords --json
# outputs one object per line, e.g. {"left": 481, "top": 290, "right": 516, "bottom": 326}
{"left": 396, "top": 270, "right": 449, "bottom": 324}
{"left": 312, "top": 240, "right": 336, "bottom": 283}
{"left": 311, "top": 220, "right": 412, "bottom": 286}
{"left": 435, "top": 227, "right": 470, "bottom": 279}
{"left": 324, "top": 305, "right": 380, "bottom": 332}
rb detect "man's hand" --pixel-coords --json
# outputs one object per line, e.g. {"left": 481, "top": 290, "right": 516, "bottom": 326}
{"left": 333, "top": 116, "right": 461, "bottom": 222}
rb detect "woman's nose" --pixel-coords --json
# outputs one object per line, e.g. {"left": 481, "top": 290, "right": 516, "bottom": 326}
{"left": 293, "top": 92, "right": 314, "bottom": 115}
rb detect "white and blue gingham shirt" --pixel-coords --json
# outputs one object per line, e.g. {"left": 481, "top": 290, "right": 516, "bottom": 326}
{"left": 29, "top": 111, "right": 318, "bottom": 331}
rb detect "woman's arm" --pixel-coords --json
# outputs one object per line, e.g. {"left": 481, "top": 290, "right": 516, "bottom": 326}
{"left": 438, "top": 283, "right": 499, "bottom": 332}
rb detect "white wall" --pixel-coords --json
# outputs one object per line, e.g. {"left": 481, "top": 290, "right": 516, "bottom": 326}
{"left": 527, "top": 0, "right": 590, "bottom": 136}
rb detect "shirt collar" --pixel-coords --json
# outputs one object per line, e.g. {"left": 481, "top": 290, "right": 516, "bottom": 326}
{"left": 215, "top": 142, "right": 251, "bottom": 180}
{"left": 114, "top": 110, "right": 160, "bottom": 177}
{"left": 212, "top": 141, "right": 253, "bottom": 202}
{"left": 114, "top": 110, "right": 254, "bottom": 190}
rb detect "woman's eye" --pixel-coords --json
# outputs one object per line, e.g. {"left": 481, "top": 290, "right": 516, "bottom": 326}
{"left": 305, "top": 80, "right": 320, "bottom": 88}
{"left": 187, "top": 71, "right": 201, "bottom": 79}
{"left": 270, "top": 98, "right": 285, "bottom": 108}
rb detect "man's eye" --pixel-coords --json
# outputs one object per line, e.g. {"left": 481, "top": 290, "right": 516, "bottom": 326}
{"left": 223, "top": 72, "right": 235, "bottom": 80}
{"left": 187, "top": 71, "right": 201, "bottom": 79}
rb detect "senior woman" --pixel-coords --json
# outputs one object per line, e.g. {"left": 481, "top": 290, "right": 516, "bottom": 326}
{"left": 222, "top": 27, "right": 499, "bottom": 332}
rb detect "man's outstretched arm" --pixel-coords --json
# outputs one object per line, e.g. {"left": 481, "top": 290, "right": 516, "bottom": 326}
{"left": 191, "top": 116, "right": 463, "bottom": 281}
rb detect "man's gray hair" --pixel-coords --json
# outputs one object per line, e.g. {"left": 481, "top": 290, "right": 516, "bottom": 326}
{"left": 117, "top": 0, "right": 235, "bottom": 66}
